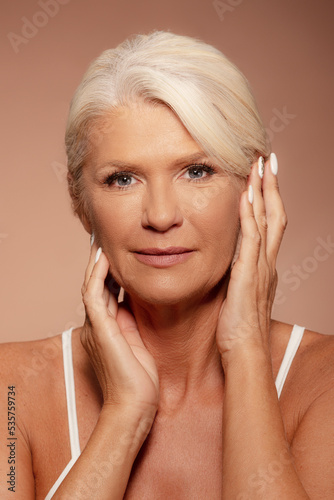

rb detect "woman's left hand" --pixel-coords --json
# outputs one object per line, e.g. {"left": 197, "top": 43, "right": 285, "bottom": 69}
{"left": 216, "top": 153, "right": 287, "bottom": 362}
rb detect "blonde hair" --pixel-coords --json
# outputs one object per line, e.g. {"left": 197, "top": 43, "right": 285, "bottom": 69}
{"left": 66, "top": 30, "right": 270, "bottom": 217}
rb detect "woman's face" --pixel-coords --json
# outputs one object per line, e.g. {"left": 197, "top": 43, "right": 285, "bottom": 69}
{"left": 82, "top": 101, "right": 244, "bottom": 305}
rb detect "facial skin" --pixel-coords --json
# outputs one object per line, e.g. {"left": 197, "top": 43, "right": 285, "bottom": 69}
{"left": 81, "top": 101, "right": 245, "bottom": 308}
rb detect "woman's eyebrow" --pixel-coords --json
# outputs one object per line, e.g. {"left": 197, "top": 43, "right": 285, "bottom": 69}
{"left": 172, "top": 152, "right": 210, "bottom": 166}
{"left": 96, "top": 152, "right": 211, "bottom": 171}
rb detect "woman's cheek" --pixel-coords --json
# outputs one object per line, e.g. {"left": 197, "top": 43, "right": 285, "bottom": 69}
{"left": 190, "top": 184, "right": 224, "bottom": 214}
{"left": 91, "top": 191, "right": 139, "bottom": 233}
{"left": 195, "top": 190, "right": 240, "bottom": 266}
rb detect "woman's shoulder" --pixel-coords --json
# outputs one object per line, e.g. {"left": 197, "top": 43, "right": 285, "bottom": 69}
{"left": 271, "top": 319, "right": 334, "bottom": 364}
{"left": 294, "top": 322, "right": 334, "bottom": 394}
{"left": 271, "top": 319, "right": 334, "bottom": 413}
{"left": 0, "top": 327, "right": 91, "bottom": 403}
{"left": 0, "top": 333, "right": 64, "bottom": 397}
{"left": 0, "top": 332, "right": 70, "bottom": 457}
{"left": 271, "top": 319, "right": 334, "bottom": 376}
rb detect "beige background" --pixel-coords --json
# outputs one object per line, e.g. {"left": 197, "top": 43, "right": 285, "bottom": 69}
{"left": 1, "top": 0, "right": 333, "bottom": 342}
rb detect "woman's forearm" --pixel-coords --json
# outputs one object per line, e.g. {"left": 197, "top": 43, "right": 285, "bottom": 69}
{"left": 53, "top": 405, "right": 155, "bottom": 499}
{"left": 221, "top": 345, "right": 309, "bottom": 499}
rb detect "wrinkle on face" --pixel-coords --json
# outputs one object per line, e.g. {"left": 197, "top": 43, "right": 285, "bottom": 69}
{"left": 81, "top": 101, "right": 244, "bottom": 308}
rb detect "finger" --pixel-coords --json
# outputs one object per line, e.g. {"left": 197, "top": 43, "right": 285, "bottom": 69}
{"left": 262, "top": 153, "right": 288, "bottom": 266}
{"left": 235, "top": 187, "right": 261, "bottom": 273}
{"left": 117, "top": 307, "right": 159, "bottom": 386}
{"left": 230, "top": 229, "right": 241, "bottom": 269}
{"left": 83, "top": 240, "right": 99, "bottom": 291}
{"left": 117, "top": 306, "right": 146, "bottom": 349}
{"left": 83, "top": 249, "right": 118, "bottom": 323}
{"left": 249, "top": 156, "right": 268, "bottom": 260}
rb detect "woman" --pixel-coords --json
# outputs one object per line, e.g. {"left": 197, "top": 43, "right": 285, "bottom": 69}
{"left": 1, "top": 30, "right": 333, "bottom": 499}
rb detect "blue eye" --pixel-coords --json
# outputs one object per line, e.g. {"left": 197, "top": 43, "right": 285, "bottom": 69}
{"left": 116, "top": 174, "right": 133, "bottom": 186}
{"left": 104, "top": 172, "right": 135, "bottom": 187}
{"left": 185, "top": 164, "right": 215, "bottom": 180}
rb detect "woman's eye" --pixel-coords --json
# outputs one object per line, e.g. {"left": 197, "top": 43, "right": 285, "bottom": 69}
{"left": 116, "top": 174, "right": 133, "bottom": 186}
{"left": 104, "top": 172, "right": 136, "bottom": 187}
{"left": 185, "top": 164, "right": 215, "bottom": 180}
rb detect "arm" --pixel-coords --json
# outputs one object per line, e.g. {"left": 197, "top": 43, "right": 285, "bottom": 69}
{"left": 53, "top": 406, "right": 154, "bottom": 499}
{"left": 217, "top": 154, "right": 310, "bottom": 499}
{"left": 222, "top": 347, "right": 334, "bottom": 499}
{"left": 221, "top": 346, "right": 308, "bottom": 499}
{"left": 53, "top": 242, "right": 160, "bottom": 499}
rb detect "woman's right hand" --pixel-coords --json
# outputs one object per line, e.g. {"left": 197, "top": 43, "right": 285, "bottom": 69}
{"left": 81, "top": 242, "right": 159, "bottom": 417}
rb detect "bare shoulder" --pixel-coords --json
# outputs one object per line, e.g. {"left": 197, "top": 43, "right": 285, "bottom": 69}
{"left": 0, "top": 334, "right": 63, "bottom": 386}
{"left": 271, "top": 321, "right": 334, "bottom": 496}
{"left": 271, "top": 319, "right": 334, "bottom": 385}
{"left": 0, "top": 334, "right": 64, "bottom": 428}
{"left": 0, "top": 335, "right": 71, "bottom": 498}
{"left": 270, "top": 319, "right": 334, "bottom": 432}
{"left": 294, "top": 323, "right": 334, "bottom": 399}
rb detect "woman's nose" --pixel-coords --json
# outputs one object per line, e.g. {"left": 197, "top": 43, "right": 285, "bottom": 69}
{"left": 141, "top": 181, "right": 183, "bottom": 232}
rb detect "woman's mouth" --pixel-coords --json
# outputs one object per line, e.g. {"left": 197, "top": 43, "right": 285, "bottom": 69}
{"left": 133, "top": 247, "right": 194, "bottom": 267}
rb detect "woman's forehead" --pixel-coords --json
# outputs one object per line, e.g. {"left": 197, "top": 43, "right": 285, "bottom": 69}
{"left": 89, "top": 103, "right": 207, "bottom": 166}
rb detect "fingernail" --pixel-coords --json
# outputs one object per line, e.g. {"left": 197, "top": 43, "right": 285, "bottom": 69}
{"left": 248, "top": 185, "right": 254, "bottom": 204}
{"left": 95, "top": 247, "right": 102, "bottom": 263}
{"left": 258, "top": 156, "right": 264, "bottom": 178}
{"left": 270, "top": 152, "right": 278, "bottom": 175}
{"left": 90, "top": 232, "right": 95, "bottom": 246}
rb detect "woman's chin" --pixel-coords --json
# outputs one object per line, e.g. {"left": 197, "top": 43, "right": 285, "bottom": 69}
{"left": 121, "top": 276, "right": 226, "bottom": 310}
{"left": 123, "top": 284, "right": 192, "bottom": 307}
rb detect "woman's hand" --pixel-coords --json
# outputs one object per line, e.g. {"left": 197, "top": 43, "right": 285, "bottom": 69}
{"left": 81, "top": 242, "right": 159, "bottom": 416}
{"left": 217, "top": 155, "right": 310, "bottom": 500}
{"left": 216, "top": 153, "right": 287, "bottom": 361}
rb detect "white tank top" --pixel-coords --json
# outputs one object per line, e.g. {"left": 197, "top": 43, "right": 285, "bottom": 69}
{"left": 44, "top": 324, "right": 305, "bottom": 499}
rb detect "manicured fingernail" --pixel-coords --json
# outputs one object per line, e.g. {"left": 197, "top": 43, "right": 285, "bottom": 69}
{"left": 95, "top": 247, "right": 102, "bottom": 263}
{"left": 258, "top": 156, "right": 264, "bottom": 178}
{"left": 248, "top": 185, "right": 254, "bottom": 204}
{"left": 270, "top": 152, "right": 278, "bottom": 175}
{"left": 90, "top": 233, "right": 95, "bottom": 246}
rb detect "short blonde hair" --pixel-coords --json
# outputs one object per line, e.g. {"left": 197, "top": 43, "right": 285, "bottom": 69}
{"left": 66, "top": 30, "right": 270, "bottom": 217}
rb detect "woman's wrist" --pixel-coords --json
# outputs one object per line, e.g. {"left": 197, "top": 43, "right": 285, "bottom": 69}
{"left": 100, "top": 402, "right": 156, "bottom": 446}
{"left": 102, "top": 397, "right": 158, "bottom": 420}
{"left": 220, "top": 336, "right": 271, "bottom": 373}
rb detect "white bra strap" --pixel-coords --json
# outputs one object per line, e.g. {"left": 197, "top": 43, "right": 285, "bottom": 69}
{"left": 275, "top": 324, "right": 305, "bottom": 399}
{"left": 44, "top": 455, "right": 79, "bottom": 500}
{"left": 62, "top": 328, "right": 81, "bottom": 459}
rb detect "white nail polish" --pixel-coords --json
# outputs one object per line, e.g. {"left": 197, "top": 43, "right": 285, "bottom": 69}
{"left": 90, "top": 233, "right": 95, "bottom": 246}
{"left": 270, "top": 152, "right": 278, "bottom": 175}
{"left": 248, "top": 185, "right": 254, "bottom": 204}
{"left": 95, "top": 247, "right": 102, "bottom": 263}
{"left": 258, "top": 156, "right": 264, "bottom": 178}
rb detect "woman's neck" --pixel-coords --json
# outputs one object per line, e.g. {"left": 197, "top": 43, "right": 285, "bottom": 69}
{"left": 126, "top": 280, "right": 228, "bottom": 411}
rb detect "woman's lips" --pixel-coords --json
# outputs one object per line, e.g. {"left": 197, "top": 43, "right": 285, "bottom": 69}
{"left": 134, "top": 247, "right": 194, "bottom": 267}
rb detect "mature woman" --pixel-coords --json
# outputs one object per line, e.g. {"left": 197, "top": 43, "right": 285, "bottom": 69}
{"left": 1, "top": 30, "right": 333, "bottom": 499}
